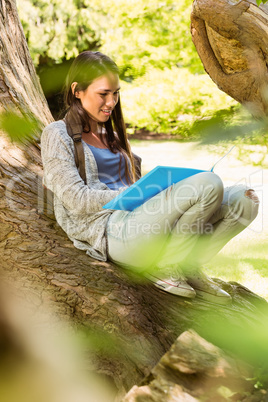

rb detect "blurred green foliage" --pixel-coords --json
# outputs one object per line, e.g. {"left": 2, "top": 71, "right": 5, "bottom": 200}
{"left": 193, "top": 106, "right": 268, "bottom": 166}
{"left": 0, "top": 111, "right": 40, "bottom": 144}
{"left": 18, "top": 0, "right": 218, "bottom": 130}
{"left": 17, "top": 0, "right": 101, "bottom": 66}
{"left": 16, "top": 0, "right": 268, "bottom": 151}
{"left": 98, "top": 0, "right": 202, "bottom": 79}
{"left": 17, "top": 0, "right": 201, "bottom": 76}
{"left": 121, "top": 67, "right": 236, "bottom": 136}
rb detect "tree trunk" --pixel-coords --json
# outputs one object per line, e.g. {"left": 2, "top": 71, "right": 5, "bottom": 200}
{"left": 1, "top": 1, "right": 268, "bottom": 401}
{"left": 191, "top": 0, "right": 268, "bottom": 118}
{"left": 0, "top": 0, "right": 53, "bottom": 124}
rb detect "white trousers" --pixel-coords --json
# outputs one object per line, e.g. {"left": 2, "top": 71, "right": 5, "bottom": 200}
{"left": 106, "top": 172, "right": 259, "bottom": 272}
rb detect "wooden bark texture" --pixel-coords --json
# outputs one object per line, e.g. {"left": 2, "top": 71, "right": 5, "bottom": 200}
{"left": 0, "top": 0, "right": 53, "bottom": 126}
{"left": 123, "top": 330, "right": 268, "bottom": 401}
{"left": 1, "top": 132, "right": 268, "bottom": 399}
{"left": 1, "top": 0, "right": 268, "bottom": 400}
{"left": 191, "top": 0, "right": 268, "bottom": 117}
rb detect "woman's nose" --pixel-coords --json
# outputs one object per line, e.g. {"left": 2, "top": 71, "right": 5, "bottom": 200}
{"left": 106, "top": 94, "right": 117, "bottom": 107}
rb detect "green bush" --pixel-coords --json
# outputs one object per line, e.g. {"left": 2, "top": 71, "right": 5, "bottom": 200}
{"left": 120, "top": 67, "right": 237, "bottom": 136}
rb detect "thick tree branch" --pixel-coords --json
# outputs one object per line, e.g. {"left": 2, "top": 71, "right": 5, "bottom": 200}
{"left": 191, "top": 0, "right": 268, "bottom": 117}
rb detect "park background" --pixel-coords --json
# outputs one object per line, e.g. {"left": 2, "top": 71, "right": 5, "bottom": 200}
{"left": 16, "top": 0, "right": 268, "bottom": 299}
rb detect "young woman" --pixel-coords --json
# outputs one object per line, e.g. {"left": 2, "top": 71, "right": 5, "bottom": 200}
{"left": 41, "top": 51, "right": 259, "bottom": 305}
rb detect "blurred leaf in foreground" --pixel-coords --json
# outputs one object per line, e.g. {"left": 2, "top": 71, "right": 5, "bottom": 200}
{"left": 193, "top": 107, "right": 265, "bottom": 145}
{"left": 0, "top": 110, "right": 41, "bottom": 144}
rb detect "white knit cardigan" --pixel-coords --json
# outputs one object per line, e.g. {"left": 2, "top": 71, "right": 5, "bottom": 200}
{"left": 41, "top": 120, "right": 128, "bottom": 261}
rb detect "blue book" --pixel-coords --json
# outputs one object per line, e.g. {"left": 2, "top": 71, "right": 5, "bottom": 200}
{"left": 103, "top": 166, "right": 208, "bottom": 211}
{"left": 103, "top": 146, "right": 235, "bottom": 211}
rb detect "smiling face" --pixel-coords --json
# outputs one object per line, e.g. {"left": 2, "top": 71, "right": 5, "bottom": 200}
{"left": 73, "top": 73, "right": 120, "bottom": 126}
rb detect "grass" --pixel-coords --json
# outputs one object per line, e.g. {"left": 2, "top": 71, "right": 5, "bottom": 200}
{"left": 205, "top": 238, "right": 268, "bottom": 301}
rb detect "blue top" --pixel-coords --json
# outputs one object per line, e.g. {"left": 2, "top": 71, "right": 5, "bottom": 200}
{"left": 87, "top": 144, "right": 129, "bottom": 190}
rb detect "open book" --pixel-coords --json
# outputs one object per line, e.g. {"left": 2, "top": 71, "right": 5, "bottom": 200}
{"left": 103, "top": 146, "right": 235, "bottom": 211}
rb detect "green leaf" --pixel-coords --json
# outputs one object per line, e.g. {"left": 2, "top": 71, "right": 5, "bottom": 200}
{"left": 0, "top": 111, "right": 40, "bottom": 143}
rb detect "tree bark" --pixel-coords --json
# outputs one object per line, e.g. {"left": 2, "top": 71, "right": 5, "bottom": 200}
{"left": 123, "top": 330, "right": 267, "bottom": 401}
{"left": 1, "top": 1, "right": 268, "bottom": 401}
{"left": 191, "top": 0, "right": 268, "bottom": 118}
{"left": 0, "top": 0, "right": 53, "bottom": 124}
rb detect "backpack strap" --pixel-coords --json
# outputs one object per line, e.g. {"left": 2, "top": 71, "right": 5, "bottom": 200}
{"left": 132, "top": 152, "right": 142, "bottom": 180}
{"left": 64, "top": 111, "right": 87, "bottom": 184}
{"left": 64, "top": 111, "right": 141, "bottom": 185}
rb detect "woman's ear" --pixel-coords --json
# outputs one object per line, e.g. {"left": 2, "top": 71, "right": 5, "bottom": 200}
{"left": 71, "top": 82, "right": 79, "bottom": 97}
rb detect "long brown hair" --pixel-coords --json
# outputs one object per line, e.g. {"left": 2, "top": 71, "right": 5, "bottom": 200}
{"left": 64, "top": 51, "right": 136, "bottom": 184}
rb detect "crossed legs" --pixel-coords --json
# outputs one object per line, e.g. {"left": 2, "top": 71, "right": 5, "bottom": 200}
{"left": 107, "top": 172, "right": 259, "bottom": 303}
